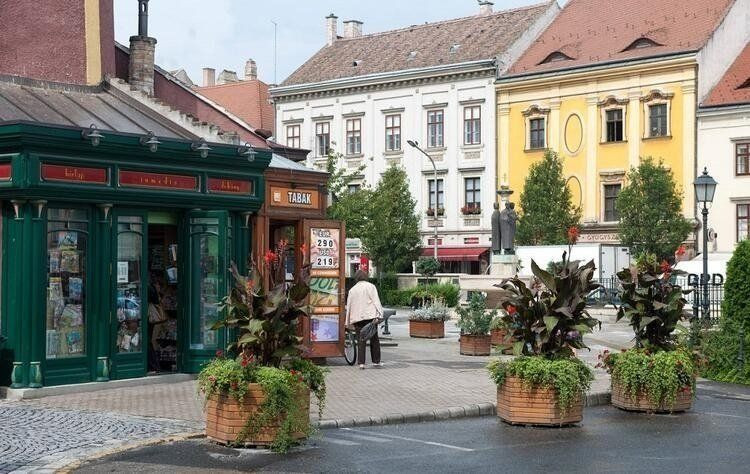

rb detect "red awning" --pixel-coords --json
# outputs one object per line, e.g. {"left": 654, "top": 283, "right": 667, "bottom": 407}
{"left": 420, "top": 247, "right": 490, "bottom": 262}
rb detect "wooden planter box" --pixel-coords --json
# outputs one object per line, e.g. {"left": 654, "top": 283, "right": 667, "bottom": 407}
{"left": 497, "top": 376, "right": 583, "bottom": 426}
{"left": 205, "top": 383, "right": 311, "bottom": 446}
{"left": 490, "top": 329, "right": 515, "bottom": 354}
{"left": 611, "top": 379, "right": 693, "bottom": 413}
{"left": 409, "top": 319, "right": 445, "bottom": 338}
{"left": 459, "top": 334, "right": 491, "bottom": 356}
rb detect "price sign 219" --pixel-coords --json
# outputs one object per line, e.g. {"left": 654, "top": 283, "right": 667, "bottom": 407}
{"left": 311, "top": 228, "right": 339, "bottom": 269}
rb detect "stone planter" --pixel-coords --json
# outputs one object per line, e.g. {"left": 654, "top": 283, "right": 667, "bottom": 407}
{"left": 459, "top": 334, "right": 491, "bottom": 356}
{"left": 205, "top": 383, "right": 310, "bottom": 446}
{"left": 497, "top": 376, "right": 583, "bottom": 426}
{"left": 409, "top": 319, "right": 445, "bottom": 338}
{"left": 611, "top": 378, "right": 693, "bottom": 413}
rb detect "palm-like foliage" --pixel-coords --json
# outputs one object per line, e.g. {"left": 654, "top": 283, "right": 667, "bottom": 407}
{"left": 212, "top": 241, "right": 311, "bottom": 367}
{"left": 495, "top": 253, "right": 601, "bottom": 359}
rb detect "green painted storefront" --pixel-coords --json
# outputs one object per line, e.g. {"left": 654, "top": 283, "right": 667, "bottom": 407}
{"left": 0, "top": 122, "right": 270, "bottom": 388}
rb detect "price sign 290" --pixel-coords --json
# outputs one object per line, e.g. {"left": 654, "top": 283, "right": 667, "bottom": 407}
{"left": 311, "top": 228, "right": 340, "bottom": 269}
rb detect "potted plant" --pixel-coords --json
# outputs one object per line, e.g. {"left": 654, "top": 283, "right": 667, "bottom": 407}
{"left": 426, "top": 208, "right": 436, "bottom": 217}
{"left": 409, "top": 298, "right": 449, "bottom": 338}
{"left": 488, "top": 255, "right": 600, "bottom": 426}
{"left": 199, "top": 241, "right": 327, "bottom": 453}
{"left": 457, "top": 293, "right": 495, "bottom": 356}
{"left": 490, "top": 316, "right": 514, "bottom": 354}
{"left": 600, "top": 253, "right": 696, "bottom": 413}
{"left": 461, "top": 204, "right": 481, "bottom": 215}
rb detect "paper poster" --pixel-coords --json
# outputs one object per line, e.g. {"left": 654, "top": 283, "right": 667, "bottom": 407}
{"left": 309, "top": 277, "right": 339, "bottom": 307}
{"left": 311, "top": 314, "right": 339, "bottom": 342}
{"left": 310, "top": 228, "right": 340, "bottom": 269}
{"left": 117, "top": 261, "right": 129, "bottom": 283}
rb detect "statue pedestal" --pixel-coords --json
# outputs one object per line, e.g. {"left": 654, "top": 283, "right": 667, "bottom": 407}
{"left": 489, "top": 253, "right": 519, "bottom": 278}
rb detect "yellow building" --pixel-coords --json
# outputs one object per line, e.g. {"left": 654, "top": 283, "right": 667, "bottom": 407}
{"left": 495, "top": 0, "right": 744, "bottom": 245}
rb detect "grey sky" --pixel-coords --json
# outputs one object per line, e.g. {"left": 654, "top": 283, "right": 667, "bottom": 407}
{"left": 114, "top": 0, "right": 547, "bottom": 86}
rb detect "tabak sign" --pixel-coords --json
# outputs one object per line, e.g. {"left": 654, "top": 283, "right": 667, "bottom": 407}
{"left": 310, "top": 228, "right": 340, "bottom": 270}
{"left": 270, "top": 186, "right": 319, "bottom": 209}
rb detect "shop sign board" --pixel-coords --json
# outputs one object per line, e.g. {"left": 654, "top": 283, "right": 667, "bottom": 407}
{"left": 119, "top": 170, "right": 198, "bottom": 191}
{"left": 0, "top": 162, "right": 12, "bottom": 181}
{"left": 207, "top": 177, "right": 253, "bottom": 195}
{"left": 270, "top": 186, "right": 319, "bottom": 209}
{"left": 41, "top": 163, "right": 108, "bottom": 184}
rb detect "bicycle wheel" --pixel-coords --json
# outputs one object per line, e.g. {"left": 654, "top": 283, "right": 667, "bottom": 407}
{"left": 343, "top": 331, "right": 357, "bottom": 366}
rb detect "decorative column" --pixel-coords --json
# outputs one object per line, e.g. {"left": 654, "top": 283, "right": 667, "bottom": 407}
{"left": 682, "top": 80, "right": 697, "bottom": 218}
{"left": 627, "top": 89, "right": 642, "bottom": 169}
{"left": 548, "top": 97, "right": 562, "bottom": 152}
{"left": 584, "top": 94, "right": 599, "bottom": 223}
{"left": 96, "top": 204, "right": 113, "bottom": 382}
{"left": 496, "top": 101, "right": 511, "bottom": 191}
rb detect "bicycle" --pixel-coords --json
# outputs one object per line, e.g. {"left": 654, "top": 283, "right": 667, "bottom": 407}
{"left": 343, "top": 327, "right": 357, "bottom": 366}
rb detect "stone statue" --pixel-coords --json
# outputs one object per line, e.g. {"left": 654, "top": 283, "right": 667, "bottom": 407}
{"left": 499, "top": 202, "right": 517, "bottom": 254}
{"left": 491, "top": 202, "right": 502, "bottom": 255}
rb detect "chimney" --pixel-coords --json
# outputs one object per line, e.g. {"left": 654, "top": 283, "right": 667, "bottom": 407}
{"left": 478, "top": 0, "right": 494, "bottom": 15}
{"left": 128, "top": 0, "right": 157, "bottom": 95}
{"left": 217, "top": 70, "right": 239, "bottom": 85}
{"left": 326, "top": 13, "right": 338, "bottom": 46}
{"left": 245, "top": 59, "right": 258, "bottom": 81}
{"left": 343, "top": 20, "right": 363, "bottom": 38}
{"left": 203, "top": 67, "right": 216, "bottom": 87}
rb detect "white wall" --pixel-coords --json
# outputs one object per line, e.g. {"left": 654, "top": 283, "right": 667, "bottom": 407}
{"left": 275, "top": 73, "right": 497, "bottom": 249}
{"left": 697, "top": 105, "right": 750, "bottom": 253}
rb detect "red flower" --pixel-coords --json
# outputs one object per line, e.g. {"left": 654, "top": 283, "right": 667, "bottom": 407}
{"left": 300, "top": 243, "right": 308, "bottom": 256}
{"left": 289, "top": 369, "right": 298, "bottom": 375}
{"left": 567, "top": 226, "right": 580, "bottom": 244}
{"left": 241, "top": 357, "right": 249, "bottom": 367}
{"left": 506, "top": 305, "right": 517, "bottom": 316}
{"left": 660, "top": 259, "right": 671, "bottom": 274}
{"left": 215, "top": 350, "right": 224, "bottom": 358}
{"left": 264, "top": 249, "right": 277, "bottom": 266}
{"left": 675, "top": 245, "right": 686, "bottom": 257}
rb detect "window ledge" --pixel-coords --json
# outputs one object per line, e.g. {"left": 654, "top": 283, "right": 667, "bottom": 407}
{"left": 345, "top": 153, "right": 364, "bottom": 159}
{"left": 461, "top": 144, "right": 483, "bottom": 151}
{"left": 384, "top": 150, "right": 403, "bottom": 156}
{"left": 600, "top": 140, "right": 628, "bottom": 145}
{"left": 643, "top": 135, "right": 672, "bottom": 141}
{"left": 524, "top": 147, "right": 547, "bottom": 153}
{"left": 426, "top": 146, "right": 447, "bottom": 153}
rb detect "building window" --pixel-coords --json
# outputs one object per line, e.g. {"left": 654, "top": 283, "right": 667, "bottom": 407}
{"left": 529, "top": 118, "right": 545, "bottom": 149}
{"left": 427, "top": 110, "right": 444, "bottom": 148}
{"left": 286, "top": 124, "right": 300, "bottom": 148}
{"left": 464, "top": 106, "right": 481, "bottom": 145}
{"left": 739, "top": 204, "right": 750, "bottom": 242}
{"left": 385, "top": 114, "right": 401, "bottom": 151}
{"left": 464, "top": 177, "right": 481, "bottom": 209}
{"left": 737, "top": 142, "right": 749, "bottom": 176}
{"left": 603, "top": 183, "right": 621, "bottom": 222}
{"left": 347, "top": 184, "right": 361, "bottom": 193}
{"left": 428, "top": 178, "right": 444, "bottom": 210}
{"left": 605, "top": 109, "right": 624, "bottom": 142}
{"left": 346, "top": 118, "right": 362, "bottom": 155}
{"left": 648, "top": 103, "right": 668, "bottom": 137}
{"left": 315, "top": 122, "right": 330, "bottom": 157}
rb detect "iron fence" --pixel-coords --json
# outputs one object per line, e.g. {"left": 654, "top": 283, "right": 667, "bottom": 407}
{"left": 588, "top": 276, "right": 621, "bottom": 307}
{"left": 686, "top": 274, "right": 724, "bottom": 326}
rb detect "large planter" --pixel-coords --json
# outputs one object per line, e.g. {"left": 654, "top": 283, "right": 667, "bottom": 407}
{"left": 611, "top": 378, "right": 693, "bottom": 413}
{"left": 490, "top": 329, "right": 515, "bottom": 354}
{"left": 497, "top": 376, "right": 583, "bottom": 426}
{"left": 459, "top": 334, "right": 491, "bottom": 356}
{"left": 205, "top": 383, "right": 310, "bottom": 446}
{"left": 409, "top": 319, "right": 445, "bottom": 338}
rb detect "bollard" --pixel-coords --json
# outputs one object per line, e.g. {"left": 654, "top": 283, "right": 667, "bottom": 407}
{"left": 382, "top": 308, "right": 395, "bottom": 335}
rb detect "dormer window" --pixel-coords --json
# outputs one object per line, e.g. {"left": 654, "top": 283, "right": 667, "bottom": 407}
{"left": 539, "top": 51, "right": 573, "bottom": 65}
{"left": 623, "top": 37, "right": 662, "bottom": 51}
{"left": 352, "top": 60, "right": 361, "bottom": 67}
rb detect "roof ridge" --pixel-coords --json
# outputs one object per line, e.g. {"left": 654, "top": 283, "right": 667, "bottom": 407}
{"left": 330, "top": 0, "right": 552, "bottom": 44}
{"left": 197, "top": 79, "right": 269, "bottom": 90}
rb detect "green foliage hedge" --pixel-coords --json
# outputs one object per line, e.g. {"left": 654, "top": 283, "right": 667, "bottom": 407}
{"left": 701, "top": 240, "right": 750, "bottom": 384}
{"left": 381, "top": 283, "right": 460, "bottom": 308}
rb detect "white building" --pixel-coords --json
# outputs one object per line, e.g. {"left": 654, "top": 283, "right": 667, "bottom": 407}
{"left": 270, "top": 1, "right": 559, "bottom": 274}
{"left": 697, "top": 42, "right": 750, "bottom": 254}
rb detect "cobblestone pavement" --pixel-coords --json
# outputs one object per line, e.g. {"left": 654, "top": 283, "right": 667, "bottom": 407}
{"left": 0, "top": 310, "right": 628, "bottom": 471}
{"left": 0, "top": 404, "right": 200, "bottom": 473}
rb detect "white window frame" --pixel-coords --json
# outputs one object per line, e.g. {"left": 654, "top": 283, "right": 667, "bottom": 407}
{"left": 346, "top": 118, "right": 362, "bottom": 156}
{"left": 315, "top": 122, "right": 330, "bottom": 157}
{"left": 286, "top": 124, "right": 300, "bottom": 149}
{"left": 427, "top": 109, "right": 444, "bottom": 149}
{"left": 641, "top": 90, "right": 673, "bottom": 138}
{"left": 463, "top": 106, "right": 481, "bottom": 145}
{"left": 427, "top": 178, "right": 445, "bottom": 211}
{"left": 523, "top": 105, "right": 550, "bottom": 151}
{"left": 385, "top": 114, "right": 401, "bottom": 152}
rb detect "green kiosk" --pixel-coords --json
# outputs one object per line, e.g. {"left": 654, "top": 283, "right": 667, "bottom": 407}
{"left": 0, "top": 122, "right": 271, "bottom": 388}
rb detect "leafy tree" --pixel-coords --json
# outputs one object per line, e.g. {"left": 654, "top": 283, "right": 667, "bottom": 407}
{"left": 517, "top": 150, "right": 581, "bottom": 245}
{"left": 616, "top": 158, "right": 692, "bottom": 259}
{"left": 361, "top": 165, "right": 421, "bottom": 275}
{"left": 701, "top": 240, "right": 750, "bottom": 384}
{"left": 415, "top": 257, "right": 440, "bottom": 277}
{"left": 324, "top": 148, "right": 370, "bottom": 238}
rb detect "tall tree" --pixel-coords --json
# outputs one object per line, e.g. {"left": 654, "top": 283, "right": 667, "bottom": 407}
{"left": 361, "top": 165, "right": 421, "bottom": 275}
{"left": 516, "top": 150, "right": 581, "bottom": 245}
{"left": 617, "top": 157, "right": 692, "bottom": 259}
{"left": 324, "top": 149, "right": 370, "bottom": 238}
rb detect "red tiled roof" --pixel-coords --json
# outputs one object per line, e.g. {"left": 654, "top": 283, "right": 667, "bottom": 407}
{"left": 281, "top": 2, "right": 555, "bottom": 86}
{"left": 506, "top": 0, "right": 734, "bottom": 77}
{"left": 703, "top": 42, "right": 750, "bottom": 107}
{"left": 197, "top": 80, "right": 275, "bottom": 134}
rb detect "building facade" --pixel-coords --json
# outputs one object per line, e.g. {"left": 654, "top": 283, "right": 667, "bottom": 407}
{"left": 271, "top": 1, "right": 559, "bottom": 274}
{"left": 496, "top": 0, "right": 748, "bottom": 248}
{"left": 698, "top": 42, "right": 750, "bottom": 253}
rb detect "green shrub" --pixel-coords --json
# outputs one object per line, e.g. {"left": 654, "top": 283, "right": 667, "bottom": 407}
{"left": 457, "top": 293, "right": 496, "bottom": 336}
{"left": 416, "top": 257, "right": 441, "bottom": 277}
{"left": 601, "top": 349, "right": 696, "bottom": 409}
{"left": 487, "top": 356, "right": 593, "bottom": 414}
{"left": 701, "top": 240, "right": 750, "bottom": 384}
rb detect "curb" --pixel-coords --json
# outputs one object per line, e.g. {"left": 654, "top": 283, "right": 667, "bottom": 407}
{"left": 313, "top": 390, "right": 612, "bottom": 429}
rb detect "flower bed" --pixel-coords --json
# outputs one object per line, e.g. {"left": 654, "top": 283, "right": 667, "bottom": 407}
{"left": 409, "top": 300, "right": 448, "bottom": 338}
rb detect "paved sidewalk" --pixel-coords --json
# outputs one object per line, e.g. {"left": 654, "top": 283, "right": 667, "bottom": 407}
{"left": 0, "top": 309, "right": 631, "bottom": 471}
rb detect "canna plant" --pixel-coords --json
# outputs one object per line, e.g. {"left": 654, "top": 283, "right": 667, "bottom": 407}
{"left": 615, "top": 253, "right": 690, "bottom": 351}
{"left": 494, "top": 253, "right": 601, "bottom": 359}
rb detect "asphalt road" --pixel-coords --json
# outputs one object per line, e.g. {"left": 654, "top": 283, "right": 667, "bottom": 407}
{"left": 76, "top": 382, "right": 750, "bottom": 473}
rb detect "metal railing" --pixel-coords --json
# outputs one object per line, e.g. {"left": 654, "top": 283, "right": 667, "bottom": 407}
{"left": 588, "top": 276, "right": 621, "bottom": 307}
{"left": 686, "top": 273, "right": 724, "bottom": 326}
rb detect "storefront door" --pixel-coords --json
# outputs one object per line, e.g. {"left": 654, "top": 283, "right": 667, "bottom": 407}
{"left": 110, "top": 210, "right": 148, "bottom": 379}
{"left": 181, "top": 210, "right": 231, "bottom": 372}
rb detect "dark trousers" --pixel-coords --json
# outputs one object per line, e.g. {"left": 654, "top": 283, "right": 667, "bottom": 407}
{"left": 354, "top": 319, "right": 381, "bottom": 365}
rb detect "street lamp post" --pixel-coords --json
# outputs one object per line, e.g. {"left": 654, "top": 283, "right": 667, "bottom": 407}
{"left": 693, "top": 167, "right": 718, "bottom": 324}
{"left": 407, "top": 140, "right": 439, "bottom": 260}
